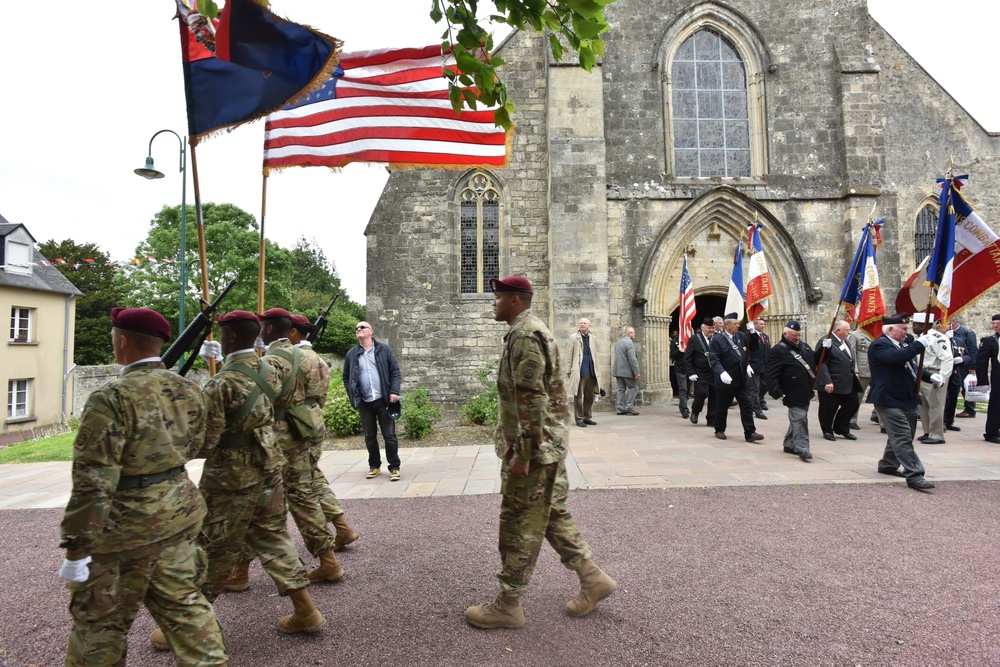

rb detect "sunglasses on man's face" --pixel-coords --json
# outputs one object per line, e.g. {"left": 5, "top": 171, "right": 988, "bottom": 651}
{"left": 356, "top": 325, "right": 369, "bottom": 331}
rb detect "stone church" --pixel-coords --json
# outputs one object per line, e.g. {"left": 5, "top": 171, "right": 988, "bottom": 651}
{"left": 365, "top": 0, "right": 1000, "bottom": 404}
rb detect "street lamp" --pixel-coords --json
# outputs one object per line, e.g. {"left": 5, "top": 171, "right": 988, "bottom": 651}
{"left": 134, "top": 130, "right": 188, "bottom": 333}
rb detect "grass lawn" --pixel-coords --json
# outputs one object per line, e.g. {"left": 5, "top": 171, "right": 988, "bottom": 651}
{"left": 0, "top": 431, "right": 75, "bottom": 464}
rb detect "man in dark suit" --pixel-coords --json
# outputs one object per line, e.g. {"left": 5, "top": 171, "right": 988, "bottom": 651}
{"left": 748, "top": 317, "right": 771, "bottom": 419}
{"left": 684, "top": 318, "right": 716, "bottom": 427}
{"left": 972, "top": 314, "right": 1000, "bottom": 444}
{"left": 669, "top": 330, "right": 689, "bottom": 419}
{"left": 765, "top": 320, "right": 817, "bottom": 461}
{"left": 815, "top": 320, "right": 861, "bottom": 442}
{"left": 708, "top": 312, "right": 763, "bottom": 442}
{"left": 951, "top": 317, "right": 979, "bottom": 418}
{"left": 868, "top": 313, "right": 940, "bottom": 491}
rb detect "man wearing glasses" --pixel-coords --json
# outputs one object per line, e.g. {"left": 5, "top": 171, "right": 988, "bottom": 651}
{"left": 343, "top": 322, "right": 403, "bottom": 481}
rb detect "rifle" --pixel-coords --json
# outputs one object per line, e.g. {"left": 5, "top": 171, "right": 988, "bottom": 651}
{"left": 307, "top": 293, "right": 340, "bottom": 343}
{"left": 161, "top": 280, "right": 237, "bottom": 375}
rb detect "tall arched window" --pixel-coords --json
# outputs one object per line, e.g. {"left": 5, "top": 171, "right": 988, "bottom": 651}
{"left": 671, "top": 29, "right": 750, "bottom": 178}
{"left": 915, "top": 205, "right": 937, "bottom": 263}
{"left": 460, "top": 172, "right": 500, "bottom": 294}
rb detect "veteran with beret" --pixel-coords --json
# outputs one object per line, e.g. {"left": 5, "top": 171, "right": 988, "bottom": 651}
{"left": 59, "top": 307, "right": 228, "bottom": 666}
{"left": 683, "top": 317, "right": 717, "bottom": 427}
{"left": 765, "top": 320, "right": 819, "bottom": 461}
{"left": 466, "top": 276, "right": 616, "bottom": 630}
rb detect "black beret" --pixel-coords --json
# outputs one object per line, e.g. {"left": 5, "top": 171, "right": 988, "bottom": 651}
{"left": 883, "top": 312, "right": 911, "bottom": 325}
{"left": 724, "top": 312, "right": 739, "bottom": 321}
{"left": 992, "top": 314, "right": 1000, "bottom": 321}
{"left": 702, "top": 317, "right": 715, "bottom": 327}
{"left": 110, "top": 307, "right": 171, "bottom": 341}
{"left": 785, "top": 320, "right": 801, "bottom": 331}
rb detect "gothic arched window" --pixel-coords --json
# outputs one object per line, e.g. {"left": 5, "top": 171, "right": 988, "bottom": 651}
{"left": 915, "top": 205, "right": 937, "bottom": 263}
{"left": 460, "top": 172, "right": 500, "bottom": 294}
{"left": 671, "top": 29, "right": 750, "bottom": 178}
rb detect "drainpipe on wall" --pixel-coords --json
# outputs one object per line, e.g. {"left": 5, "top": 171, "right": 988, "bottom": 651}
{"left": 62, "top": 294, "right": 76, "bottom": 424}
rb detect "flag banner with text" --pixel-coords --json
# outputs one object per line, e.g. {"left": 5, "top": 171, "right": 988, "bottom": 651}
{"left": 744, "top": 223, "right": 773, "bottom": 321}
{"left": 855, "top": 224, "right": 886, "bottom": 339}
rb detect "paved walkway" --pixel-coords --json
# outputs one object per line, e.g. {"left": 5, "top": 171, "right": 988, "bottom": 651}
{"left": 3, "top": 402, "right": 1000, "bottom": 510}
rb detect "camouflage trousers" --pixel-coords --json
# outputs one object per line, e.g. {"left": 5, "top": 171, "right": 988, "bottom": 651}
{"left": 311, "top": 440, "right": 343, "bottom": 522}
{"left": 200, "top": 471, "right": 310, "bottom": 602}
{"left": 277, "top": 430, "right": 335, "bottom": 557}
{"left": 497, "top": 459, "right": 591, "bottom": 595}
{"left": 65, "top": 525, "right": 228, "bottom": 667}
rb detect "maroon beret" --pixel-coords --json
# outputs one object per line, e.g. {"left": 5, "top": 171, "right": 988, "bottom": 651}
{"left": 489, "top": 276, "right": 533, "bottom": 294}
{"left": 110, "top": 307, "right": 171, "bottom": 341}
{"left": 217, "top": 310, "right": 260, "bottom": 325}
{"left": 257, "top": 307, "right": 292, "bottom": 320}
{"left": 290, "top": 314, "right": 313, "bottom": 330}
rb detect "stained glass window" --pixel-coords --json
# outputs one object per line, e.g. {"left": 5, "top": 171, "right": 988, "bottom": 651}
{"left": 915, "top": 206, "right": 937, "bottom": 264}
{"left": 459, "top": 173, "right": 501, "bottom": 293}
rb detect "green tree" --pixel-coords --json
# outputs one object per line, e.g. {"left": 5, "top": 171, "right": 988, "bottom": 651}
{"left": 38, "top": 240, "right": 125, "bottom": 365}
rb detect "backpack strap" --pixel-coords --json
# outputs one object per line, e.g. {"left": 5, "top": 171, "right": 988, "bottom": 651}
{"left": 269, "top": 347, "right": 304, "bottom": 402}
{"left": 224, "top": 362, "right": 277, "bottom": 429}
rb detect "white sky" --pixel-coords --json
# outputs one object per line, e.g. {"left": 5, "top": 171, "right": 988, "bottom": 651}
{"left": 0, "top": 1, "right": 996, "bottom": 303}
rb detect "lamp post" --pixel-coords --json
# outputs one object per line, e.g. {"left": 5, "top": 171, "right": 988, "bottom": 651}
{"left": 134, "top": 130, "right": 188, "bottom": 333}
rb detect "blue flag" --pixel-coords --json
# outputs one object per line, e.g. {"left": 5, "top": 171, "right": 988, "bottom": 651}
{"left": 925, "top": 178, "right": 957, "bottom": 306}
{"left": 838, "top": 223, "right": 874, "bottom": 309}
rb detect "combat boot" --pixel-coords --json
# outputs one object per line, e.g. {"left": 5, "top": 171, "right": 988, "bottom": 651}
{"left": 465, "top": 591, "right": 525, "bottom": 629}
{"left": 566, "top": 559, "right": 617, "bottom": 617}
{"left": 222, "top": 560, "right": 251, "bottom": 592}
{"left": 331, "top": 514, "right": 359, "bottom": 551}
{"left": 278, "top": 587, "right": 327, "bottom": 634}
{"left": 149, "top": 627, "right": 169, "bottom": 651}
{"left": 307, "top": 548, "right": 344, "bottom": 583}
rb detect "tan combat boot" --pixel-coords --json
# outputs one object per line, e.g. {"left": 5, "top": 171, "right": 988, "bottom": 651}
{"left": 332, "top": 515, "right": 359, "bottom": 551}
{"left": 149, "top": 626, "right": 169, "bottom": 651}
{"left": 465, "top": 591, "right": 525, "bottom": 629}
{"left": 278, "top": 587, "right": 327, "bottom": 634}
{"left": 307, "top": 548, "right": 345, "bottom": 583}
{"left": 566, "top": 559, "right": 617, "bottom": 617}
{"left": 222, "top": 560, "right": 251, "bottom": 592}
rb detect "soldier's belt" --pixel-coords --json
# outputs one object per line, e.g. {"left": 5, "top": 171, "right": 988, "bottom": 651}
{"left": 275, "top": 397, "right": 320, "bottom": 421}
{"left": 116, "top": 465, "right": 185, "bottom": 491}
{"left": 218, "top": 433, "right": 257, "bottom": 449}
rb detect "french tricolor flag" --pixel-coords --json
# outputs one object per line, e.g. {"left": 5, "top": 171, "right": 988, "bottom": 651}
{"left": 745, "top": 223, "right": 772, "bottom": 321}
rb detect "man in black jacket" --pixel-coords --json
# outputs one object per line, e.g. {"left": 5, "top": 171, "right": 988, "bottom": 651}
{"left": 708, "top": 312, "right": 763, "bottom": 442}
{"left": 765, "top": 321, "right": 817, "bottom": 461}
{"left": 343, "top": 321, "right": 403, "bottom": 481}
{"left": 683, "top": 318, "right": 716, "bottom": 426}
{"left": 815, "top": 320, "right": 861, "bottom": 442}
{"left": 972, "top": 314, "right": 1000, "bottom": 444}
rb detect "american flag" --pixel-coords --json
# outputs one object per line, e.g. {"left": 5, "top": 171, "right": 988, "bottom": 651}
{"left": 678, "top": 254, "right": 696, "bottom": 351}
{"left": 263, "top": 45, "right": 510, "bottom": 171}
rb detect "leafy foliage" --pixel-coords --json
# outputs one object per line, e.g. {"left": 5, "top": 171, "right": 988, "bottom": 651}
{"left": 38, "top": 240, "right": 126, "bottom": 365}
{"left": 322, "top": 370, "right": 363, "bottom": 437}
{"left": 400, "top": 386, "right": 443, "bottom": 440}
{"left": 460, "top": 361, "right": 499, "bottom": 426}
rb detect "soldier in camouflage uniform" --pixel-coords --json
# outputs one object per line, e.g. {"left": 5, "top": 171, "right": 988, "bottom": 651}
{"left": 258, "top": 308, "right": 343, "bottom": 583}
{"left": 290, "top": 314, "right": 359, "bottom": 551}
{"left": 466, "top": 277, "right": 617, "bottom": 630}
{"left": 58, "top": 307, "right": 228, "bottom": 666}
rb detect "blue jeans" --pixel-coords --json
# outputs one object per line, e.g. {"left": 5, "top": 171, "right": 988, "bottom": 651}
{"left": 359, "top": 399, "right": 400, "bottom": 470}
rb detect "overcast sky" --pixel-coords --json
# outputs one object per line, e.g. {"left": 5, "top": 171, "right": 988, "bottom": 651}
{"left": 0, "top": 1, "right": 996, "bottom": 303}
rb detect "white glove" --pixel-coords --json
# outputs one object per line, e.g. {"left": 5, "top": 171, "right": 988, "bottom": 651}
{"left": 254, "top": 336, "right": 266, "bottom": 352}
{"left": 930, "top": 373, "right": 944, "bottom": 388}
{"left": 916, "top": 334, "right": 935, "bottom": 348}
{"left": 199, "top": 340, "right": 222, "bottom": 362}
{"left": 688, "top": 374, "right": 698, "bottom": 381}
{"left": 747, "top": 366, "right": 755, "bottom": 378}
{"left": 945, "top": 329, "right": 954, "bottom": 339}
{"left": 953, "top": 356, "right": 964, "bottom": 365}
{"left": 822, "top": 338, "right": 833, "bottom": 349}
{"left": 58, "top": 556, "right": 91, "bottom": 583}
{"left": 720, "top": 371, "right": 733, "bottom": 385}
{"left": 746, "top": 322, "right": 756, "bottom": 333}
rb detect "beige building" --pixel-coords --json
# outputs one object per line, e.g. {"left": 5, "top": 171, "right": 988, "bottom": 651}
{"left": 1, "top": 218, "right": 82, "bottom": 443}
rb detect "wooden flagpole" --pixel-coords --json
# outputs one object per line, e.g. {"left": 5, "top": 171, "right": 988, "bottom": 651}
{"left": 258, "top": 173, "right": 268, "bottom": 313}
{"left": 188, "top": 140, "right": 217, "bottom": 376}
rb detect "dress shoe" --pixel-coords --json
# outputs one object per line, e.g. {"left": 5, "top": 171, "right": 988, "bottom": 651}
{"left": 945, "top": 424, "right": 961, "bottom": 432}
{"left": 917, "top": 434, "right": 929, "bottom": 442}
{"left": 626, "top": 410, "right": 640, "bottom": 416}
{"left": 877, "top": 468, "right": 906, "bottom": 477}
{"left": 680, "top": 410, "right": 690, "bottom": 419}
{"left": 745, "top": 432, "right": 765, "bottom": 442}
{"left": 879, "top": 427, "right": 886, "bottom": 434}
{"left": 908, "top": 478, "right": 935, "bottom": 491}
{"left": 837, "top": 432, "right": 858, "bottom": 441}
{"left": 783, "top": 447, "right": 796, "bottom": 454}
{"left": 922, "top": 438, "right": 946, "bottom": 445}
{"left": 715, "top": 431, "right": 727, "bottom": 440}
{"left": 754, "top": 412, "right": 768, "bottom": 420}
{"left": 690, "top": 413, "right": 698, "bottom": 424}
{"left": 583, "top": 418, "right": 597, "bottom": 425}
{"left": 761, "top": 404, "right": 769, "bottom": 411}
{"left": 849, "top": 422, "right": 860, "bottom": 430}
{"left": 617, "top": 411, "right": 626, "bottom": 415}
{"left": 985, "top": 435, "right": 1000, "bottom": 444}
{"left": 870, "top": 414, "right": 880, "bottom": 423}
{"left": 823, "top": 432, "right": 836, "bottom": 441}
{"left": 798, "top": 450, "right": 813, "bottom": 462}
{"left": 956, "top": 410, "right": 976, "bottom": 418}
{"left": 576, "top": 420, "right": 587, "bottom": 427}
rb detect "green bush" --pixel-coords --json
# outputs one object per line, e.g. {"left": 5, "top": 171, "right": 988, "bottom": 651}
{"left": 460, "top": 362, "right": 498, "bottom": 426}
{"left": 400, "top": 386, "right": 442, "bottom": 440}
{"left": 323, "top": 371, "right": 363, "bottom": 437}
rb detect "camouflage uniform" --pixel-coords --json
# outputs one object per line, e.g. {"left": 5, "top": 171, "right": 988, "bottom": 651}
{"left": 494, "top": 309, "right": 592, "bottom": 595}
{"left": 295, "top": 342, "right": 344, "bottom": 521}
{"left": 60, "top": 361, "right": 228, "bottom": 667}
{"left": 265, "top": 340, "right": 336, "bottom": 557}
{"left": 198, "top": 350, "right": 310, "bottom": 601}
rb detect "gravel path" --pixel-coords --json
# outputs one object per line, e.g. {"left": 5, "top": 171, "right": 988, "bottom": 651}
{"left": 3, "top": 481, "right": 1000, "bottom": 666}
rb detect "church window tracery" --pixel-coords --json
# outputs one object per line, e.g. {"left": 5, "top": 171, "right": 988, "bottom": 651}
{"left": 914, "top": 205, "right": 937, "bottom": 263}
{"left": 459, "top": 172, "right": 500, "bottom": 294}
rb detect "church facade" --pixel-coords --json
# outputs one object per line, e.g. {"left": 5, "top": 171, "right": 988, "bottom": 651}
{"left": 365, "top": 0, "right": 1000, "bottom": 404}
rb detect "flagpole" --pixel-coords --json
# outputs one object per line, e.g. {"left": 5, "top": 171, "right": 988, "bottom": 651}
{"left": 813, "top": 221, "right": 872, "bottom": 389}
{"left": 258, "top": 173, "right": 268, "bottom": 313}
{"left": 916, "top": 173, "right": 953, "bottom": 392}
{"left": 188, "top": 140, "right": 217, "bottom": 376}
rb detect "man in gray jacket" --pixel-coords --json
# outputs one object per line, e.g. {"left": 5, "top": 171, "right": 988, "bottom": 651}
{"left": 612, "top": 326, "right": 641, "bottom": 415}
